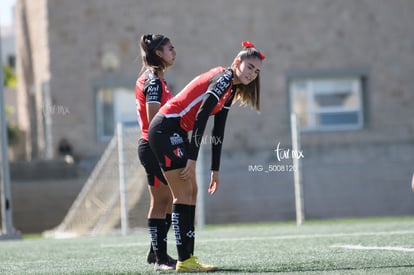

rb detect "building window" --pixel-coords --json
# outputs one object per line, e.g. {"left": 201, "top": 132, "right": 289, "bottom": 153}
{"left": 95, "top": 87, "right": 136, "bottom": 141}
{"left": 289, "top": 77, "right": 365, "bottom": 131}
{"left": 8, "top": 55, "right": 16, "bottom": 69}
{"left": 96, "top": 88, "right": 114, "bottom": 140}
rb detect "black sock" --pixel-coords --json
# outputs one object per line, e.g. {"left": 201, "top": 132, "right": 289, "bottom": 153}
{"left": 148, "top": 219, "right": 154, "bottom": 254}
{"left": 148, "top": 219, "right": 168, "bottom": 262}
{"left": 172, "top": 204, "right": 193, "bottom": 261}
{"left": 164, "top": 213, "right": 172, "bottom": 257}
{"left": 189, "top": 205, "right": 196, "bottom": 255}
{"left": 165, "top": 213, "right": 172, "bottom": 233}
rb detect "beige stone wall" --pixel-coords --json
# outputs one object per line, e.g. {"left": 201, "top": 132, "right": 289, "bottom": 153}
{"left": 15, "top": 0, "right": 50, "bottom": 159}
{"left": 11, "top": 178, "right": 85, "bottom": 233}
{"left": 13, "top": 0, "right": 414, "bottom": 224}
{"left": 40, "top": 0, "right": 414, "bottom": 157}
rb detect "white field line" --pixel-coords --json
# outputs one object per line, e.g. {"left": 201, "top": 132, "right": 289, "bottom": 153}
{"left": 100, "top": 242, "right": 148, "bottom": 248}
{"left": 100, "top": 230, "right": 414, "bottom": 248}
{"left": 197, "top": 230, "right": 414, "bottom": 243}
{"left": 331, "top": 244, "right": 414, "bottom": 253}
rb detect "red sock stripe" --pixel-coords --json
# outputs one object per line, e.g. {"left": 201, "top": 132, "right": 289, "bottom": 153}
{"left": 153, "top": 176, "right": 160, "bottom": 187}
{"left": 164, "top": 155, "right": 171, "bottom": 168}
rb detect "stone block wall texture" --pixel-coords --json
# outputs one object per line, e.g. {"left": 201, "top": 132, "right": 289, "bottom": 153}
{"left": 12, "top": 0, "right": 414, "bottom": 228}
{"left": 39, "top": 0, "right": 414, "bottom": 155}
{"left": 10, "top": 179, "right": 85, "bottom": 233}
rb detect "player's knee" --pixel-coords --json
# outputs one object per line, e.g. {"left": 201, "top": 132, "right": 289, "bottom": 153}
{"left": 176, "top": 186, "right": 194, "bottom": 203}
{"left": 153, "top": 192, "right": 171, "bottom": 206}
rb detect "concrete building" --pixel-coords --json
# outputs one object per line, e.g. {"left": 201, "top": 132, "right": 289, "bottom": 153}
{"left": 13, "top": 0, "right": 414, "bottom": 228}
{"left": 2, "top": 23, "right": 17, "bottom": 124}
{"left": 1, "top": 26, "right": 15, "bottom": 68}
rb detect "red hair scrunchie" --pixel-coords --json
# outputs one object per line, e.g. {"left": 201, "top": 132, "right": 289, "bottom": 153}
{"left": 242, "top": 41, "right": 255, "bottom": 48}
{"left": 241, "top": 41, "right": 265, "bottom": 60}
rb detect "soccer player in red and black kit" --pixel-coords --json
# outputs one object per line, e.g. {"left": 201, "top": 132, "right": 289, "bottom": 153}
{"left": 136, "top": 34, "right": 176, "bottom": 271}
{"left": 148, "top": 41, "right": 265, "bottom": 272}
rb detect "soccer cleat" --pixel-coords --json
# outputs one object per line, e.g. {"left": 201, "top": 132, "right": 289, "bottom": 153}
{"left": 176, "top": 255, "right": 216, "bottom": 272}
{"left": 147, "top": 249, "right": 177, "bottom": 265}
{"left": 146, "top": 250, "right": 156, "bottom": 264}
{"left": 167, "top": 254, "right": 177, "bottom": 266}
{"left": 154, "top": 259, "right": 176, "bottom": 271}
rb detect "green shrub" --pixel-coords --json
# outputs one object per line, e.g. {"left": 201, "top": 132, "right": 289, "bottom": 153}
{"left": 3, "top": 65, "right": 17, "bottom": 88}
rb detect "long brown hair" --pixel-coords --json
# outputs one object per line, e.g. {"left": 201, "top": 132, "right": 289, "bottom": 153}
{"left": 231, "top": 46, "right": 263, "bottom": 112}
{"left": 139, "top": 34, "right": 170, "bottom": 74}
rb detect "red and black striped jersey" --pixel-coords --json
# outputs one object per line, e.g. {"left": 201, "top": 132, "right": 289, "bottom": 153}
{"left": 159, "top": 67, "right": 235, "bottom": 170}
{"left": 159, "top": 66, "right": 234, "bottom": 132}
{"left": 136, "top": 70, "right": 173, "bottom": 140}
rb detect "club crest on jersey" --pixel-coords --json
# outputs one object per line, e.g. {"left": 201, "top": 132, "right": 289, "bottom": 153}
{"left": 173, "top": 147, "right": 184, "bottom": 158}
{"left": 170, "top": 133, "right": 184, "bottom": 145}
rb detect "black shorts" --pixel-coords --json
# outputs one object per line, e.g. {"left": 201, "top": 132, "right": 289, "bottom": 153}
{"left": 138, "top": 138, "right": 168, "bottom": 186}
{"left": 148, "top": 114, "right": 189, "bottom": 172}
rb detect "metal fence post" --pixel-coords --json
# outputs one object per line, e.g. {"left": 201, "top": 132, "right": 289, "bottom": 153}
{"left": 291, "top": 113, "right": 305, "bottom": 225}
{"left": 0, "top": 40, "right": 21, "bottom": 240}
{"left": 117, "top": 122, "right": 128, "bottom": 235}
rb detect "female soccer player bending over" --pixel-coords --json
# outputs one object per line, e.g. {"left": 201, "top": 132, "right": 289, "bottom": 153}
{"left": 148, "top": 41, "right": 265, "bottom": 272}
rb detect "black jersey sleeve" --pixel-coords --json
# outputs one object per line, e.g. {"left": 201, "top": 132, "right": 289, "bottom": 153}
{"left": 188, "top": 89, "right": 235, "bottom": 171}
{"left": 206, "top": 69, "right": 233, "bottom": 101}
{"left": 210, "top": 92, "right": 234, "bottom": 171}
{"left": 210, "top": 108, "right": 229, "bottom": 171}
{"left": 188, "top": 69, "right": 234, "bottom": 162}
{"left": 144, "top": 76, "right": 163, "bottom": 104}
{"left": 187, "top": 93, "right": 217, "bottom": 161}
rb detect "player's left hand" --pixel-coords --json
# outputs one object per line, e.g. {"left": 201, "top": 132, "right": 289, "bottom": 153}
{"left": 208, "top": 171, "right": 220, "bottom": 194}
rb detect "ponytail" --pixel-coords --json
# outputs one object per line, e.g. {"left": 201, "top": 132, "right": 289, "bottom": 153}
{"left": 139, "top": 34, "right": 170, "bottom": 73}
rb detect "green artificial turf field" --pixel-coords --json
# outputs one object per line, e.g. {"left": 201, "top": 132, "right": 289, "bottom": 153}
{"left": 1, "top": 217, "right": 414, "bottom": 274}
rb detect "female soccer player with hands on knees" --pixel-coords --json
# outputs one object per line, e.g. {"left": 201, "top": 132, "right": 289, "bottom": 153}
{"left": 148, "top": 41, "right": 265, "bottom": 272}
{"left": 135, "top": 33, "right": 177, "bottom": 271}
